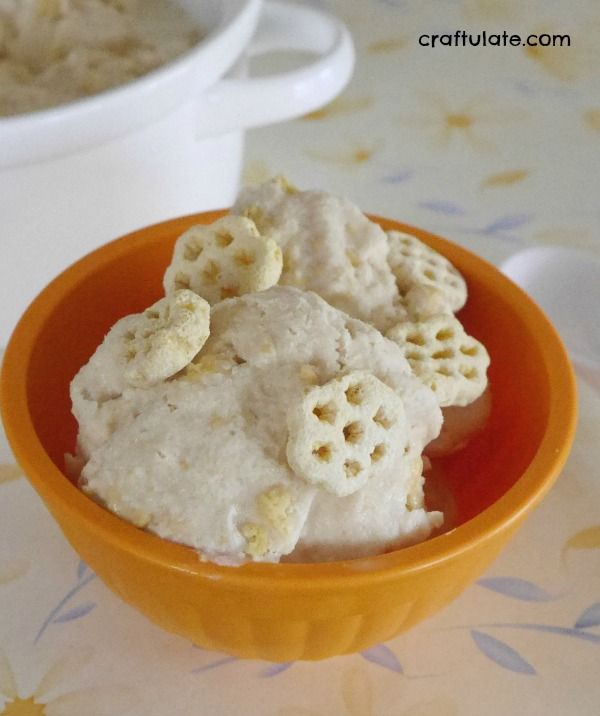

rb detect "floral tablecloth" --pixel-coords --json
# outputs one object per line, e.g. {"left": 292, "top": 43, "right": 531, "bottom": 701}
{"left": 1, "top": 1, "right": 599, "bottom": 714}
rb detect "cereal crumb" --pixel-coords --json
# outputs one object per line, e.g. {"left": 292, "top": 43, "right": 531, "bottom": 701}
{"left": 258, "top": 486, "right": 292, "bottom": 533}
{"left": 241, "top": 523, "right": 269, "bottom": 558}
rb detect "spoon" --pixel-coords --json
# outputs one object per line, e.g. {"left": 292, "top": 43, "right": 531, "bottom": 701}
{"left": 501, "top": 246, "right": 600, "bottom": 384}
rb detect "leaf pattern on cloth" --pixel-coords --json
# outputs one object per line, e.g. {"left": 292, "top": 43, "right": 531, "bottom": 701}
{"left": 482, "top": 214, "right": 532, "bottom": 234}
{"left": 35, "top": 570, "right": 96, "bottom": 643}
{"left": 470, "top": 630, "right": 536, "bottom": 675}
{"left": 574, "top": 603, "right": 600, "bottom": 630}
{"left": 477, "top": 577, "right": 557, "bottom": 602}
{"left": 360, "top": 644, "right": 403, "bottom": 673}
{"left": 53, "top": 602, "right": 96, "bottom": 623}
{"left": 417, "top": 200, "right": 467, "bottom": 215}
{"left": 260, "top": 662, "right": 294, "bottom": 678}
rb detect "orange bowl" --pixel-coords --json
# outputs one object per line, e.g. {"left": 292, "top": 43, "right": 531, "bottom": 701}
{"left": 0, "top": 212, "right": 576, "bottom": 661}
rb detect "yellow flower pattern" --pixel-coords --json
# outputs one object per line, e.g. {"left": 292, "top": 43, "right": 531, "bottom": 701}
{"left": 0, "top": 649, "right": 137, "bottom": 716}
{"left": 366, "top": 37, "right": 408, "bottom": 54}
{"left": 0, "top": 561, "right": 29, "bottom": 588}
{"left": 583, "top": 109, "right": 600, "bottom": 133}
{"left": 480, "top": 169, "right": 530, "bottom": 189}
{"left": 306, "top": 140, "right": 383, "bottom": 167}
{"left": 302, "top": 96, "right": 374, "bottom": 121}
{"left": 398, "top": 93, "right": 524, "bottom": 152}
{"left": 522, "top": 26, "right": 597, "bottom": 82}
{"left": 0, "top": 465, "right": 22, "bottom": 486}
{"left": 274, "top": 665, "right": 458, "bottom": 716}
{"left": 462, "top": 0, "right": 523, "bottom": 24}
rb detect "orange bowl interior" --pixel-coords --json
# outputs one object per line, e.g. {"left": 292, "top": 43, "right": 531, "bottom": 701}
{"left": 0, "top": 212, "right": 577, "bottom": 658}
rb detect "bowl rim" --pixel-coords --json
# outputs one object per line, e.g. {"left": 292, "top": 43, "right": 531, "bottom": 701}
{"left": 0, "top": 212, "right": 577, "bottom": 589}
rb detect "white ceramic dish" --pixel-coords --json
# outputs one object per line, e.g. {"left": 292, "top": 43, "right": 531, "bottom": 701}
{"left": 0, "top": 0, "right": 354, "bottom": 344}
{"left": 501, "top": 246, "right": 600, "bottom": 376}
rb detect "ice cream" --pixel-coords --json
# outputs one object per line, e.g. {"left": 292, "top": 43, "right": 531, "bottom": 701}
{"left": 70, "top": 179, "right": 490, "bottom": 564}
{"left": 232, "top": 177, "right": 401, "bottom": 331}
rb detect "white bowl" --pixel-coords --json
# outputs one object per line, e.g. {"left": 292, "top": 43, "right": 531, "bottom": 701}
{"left": 0, "top": 0, "right": 354, "bottom": 344}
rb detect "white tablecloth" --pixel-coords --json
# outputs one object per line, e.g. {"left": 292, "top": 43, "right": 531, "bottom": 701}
{"left": 1, "top": 1, "right": 599, "bottom": 713}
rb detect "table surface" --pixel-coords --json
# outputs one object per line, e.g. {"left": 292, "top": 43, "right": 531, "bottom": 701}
{"left": 2, "top": 1, "right": 600, "bottom": 714}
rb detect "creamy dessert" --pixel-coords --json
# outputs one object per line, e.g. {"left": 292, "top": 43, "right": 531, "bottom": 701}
{"left": 70, "top": 179, "right": 490, "bottom": 564}
{"left": 0, "top": 0, "right": 200, "bottom": 116}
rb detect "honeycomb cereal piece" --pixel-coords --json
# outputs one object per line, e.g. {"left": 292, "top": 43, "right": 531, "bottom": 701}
{"left": 121, "top": 289, "right": 210, "bottom": 388}
{"left": 286, "top": 371, "right": 408, "bottom": 497}
{"left": 386, "top": 314, "right": 490, "bottom": 408}
{"left": 163, "top": 215, "right": 283, "bottom": 304}
{"left": 402, "top": 284, "right": 450, "bottom": 321}
{"left": 387, "top": 231, "right": 467, "bottom": 313}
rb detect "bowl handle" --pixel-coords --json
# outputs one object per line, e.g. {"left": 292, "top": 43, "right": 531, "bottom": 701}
{"left": 195, "top": 0, "right": 355, "bottom": 137}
